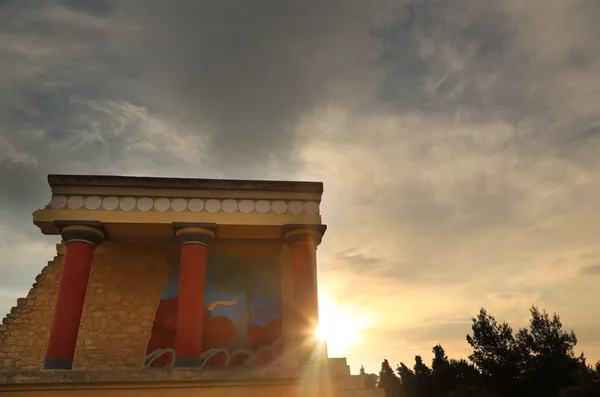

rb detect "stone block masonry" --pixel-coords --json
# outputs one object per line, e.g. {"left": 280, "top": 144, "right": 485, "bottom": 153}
{"left": 0, "top": 242, "right": 173, "bottom": 370}
{"left": 0, "top": 244, "right": 63, "bottom": 370}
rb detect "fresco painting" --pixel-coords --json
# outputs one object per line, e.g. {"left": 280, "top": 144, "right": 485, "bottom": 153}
{"left": 144, "top": 250, "right": 282, "bottom": 367}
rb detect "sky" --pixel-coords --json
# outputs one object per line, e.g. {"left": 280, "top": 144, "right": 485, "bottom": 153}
{"left": 1, "top": 0, "right": 600, "bottom": 375}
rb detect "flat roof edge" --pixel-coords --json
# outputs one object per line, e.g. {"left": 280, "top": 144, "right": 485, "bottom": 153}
{"left": 47, "top": 174, "right": 324, "bottom": 193}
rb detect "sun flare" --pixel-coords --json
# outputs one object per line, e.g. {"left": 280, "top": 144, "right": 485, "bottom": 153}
{"left": 315, "top": 297, "right": 369, "bottom": 355}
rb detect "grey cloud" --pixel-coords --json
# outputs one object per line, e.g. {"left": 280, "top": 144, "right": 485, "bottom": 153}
{"left": 0, "top": 0, "right": 408, "bottom": 207}
{"left": 106, "top": 0, "right": 400, "bottom": 175}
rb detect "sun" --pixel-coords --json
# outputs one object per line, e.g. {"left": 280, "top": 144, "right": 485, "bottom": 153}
{"left": 314, "top": 297, "right": 368, "bottom": 355}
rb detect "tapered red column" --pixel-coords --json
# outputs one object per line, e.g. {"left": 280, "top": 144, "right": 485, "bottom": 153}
{"left": 284, "top": 224, "right": 326, "bottom": 365}
{"left": 44, "top": 223, "right": 104, "bottom": 370}
{"left": 172, "top": 223, "right": 216, "bottom": 367}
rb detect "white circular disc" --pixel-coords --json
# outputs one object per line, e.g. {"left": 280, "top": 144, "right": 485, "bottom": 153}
{"left": 154, "top": 198, "right": 170, "bottom": 212}
{"left": 119, "top": 197, "right": 136, "bottom": 211}
{"left": 137, "top": 197, "right": 153, "bottom": 211}
{"left": 255, "top": 200, "right": 271, "bottom": 214}
{"left": 222, "top": 199, "right": 238, "bottom": 213}
{"left": 67, "top": 196, "right": 84, "bottom": 210}
{"left": 188, "top": 199, "right": 204, "bottom": 212}
{"left": 205, "top": 199, "right": 221, "bottom": 213}
{"left": 50, "top": 195, "right": 67, "bottom": 209}
{"left": 304, "top": 201, "right": 320, "bottom": 215}
{"left": 238, "top": 199, "right": 254, "bottom": 214}
{"left": 85, "top": 196, "right": 102, "bottom": 210}
{"left": 102, "top": 196, "right": 119, "bottom": 211}
{"left": 171, "top": 198, "right": 187, "bottom": 212}
{"left": 272, "top": 200, "right": 288, "bottom": 214}
{"left": 288, "top": 200, "right": 304, "bottom": 214}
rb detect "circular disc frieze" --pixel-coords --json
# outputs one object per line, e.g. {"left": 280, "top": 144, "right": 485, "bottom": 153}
{"left": 238, "top": 199, "right": 254, "bottom": 214}
{"left": 67, "top": 196, "right": 84, "bottom": 210}
{"left": 272, "top": 200, "right": 288, "bottom": 214}
{"left": 137, "top": 197, "right": 153, "bottom": 212}
{"left": 205, "top": 199, "right": 221, "bottom": 213}
{"left": 154, "top": 198, "right": 171, "bottom": 212}
{"left": 119, "top": 197, "right": 136, "bottom": 211}
{"left": 188, "top": 199, "right": 204, "bottom": 212}
{"left": 171, "top": 198, "right": 187, "bottom": 212}
{"left": 85, "top": 196, "right": 102, "bottom": 210}
{"left": 50, "top": 195, "right": 67, "bottom": 209}
{"left": 222, "top": 199, "right": 238, "bottom": 213}
{"left": 102, "top": 196, "right": 119, "bottom": 211}
{"left": 255, "top": 200, "right": 271, "bottom": 214}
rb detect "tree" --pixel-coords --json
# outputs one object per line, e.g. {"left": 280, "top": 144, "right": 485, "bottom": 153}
{"left": 517, "top": 307, "right": 582, "bottom": 397}
{"left": 397, "top": 361, "right": 417, "bottom": 397}
{"left": 375, "top": 305, "right": 600, "bottom": 397}
{"left": 466, "top": 308, "right": 527, "bottom": 396}
{"left": 432, "top": 344, "right": 448, "bottom": 372}
{"left": 413, "top": 355, "right": 433, "bottom": 397}
{"left": 562, "top": 357, "right": 600, "bottom": 397}
{"left": 431, "top": 345, "right": 451, "bottom": 397}
{"left": 379, "top": 359, "right": 400, "bottom": 397}
{"left": 430, "top": 345, "right": 484, "bottom": 397}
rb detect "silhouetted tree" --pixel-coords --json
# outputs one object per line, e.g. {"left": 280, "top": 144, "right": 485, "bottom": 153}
{"left": 562, "top": 356, "right": 600, "bottom": 397}
{"left": 379, "top": 359, "right": 400, "bottom": 397}
{"left": 430, "top": 345, "right": 450, "bottom": 397}
{"left": 397, "top": 361, "right": 417, "bottom": 397}
{"left": 432, "top": 344, "right": 448, "bottom": 372}
{"left": 430, "top": 345, "right": 486, "bottom": 397}
{"left": 413, "top": 355, "right": 433, "bottom": 396}
{"left": 374, "top": 305, "right": 600, "bottom": 397}
{"left": 466, "top": 308, "right": 527, "bottom": 396}
{"left": 517, "top": 306, "right": 580, "bottom": 397}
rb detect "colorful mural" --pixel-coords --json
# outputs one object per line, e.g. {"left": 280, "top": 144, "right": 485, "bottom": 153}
{"left": 144, "top": 251, "right": 282, "bottom": 367}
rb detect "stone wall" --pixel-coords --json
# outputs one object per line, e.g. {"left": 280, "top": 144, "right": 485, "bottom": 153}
{"left": 0, "top": 242, "right": 172, "bottom": 371}
{"left": 73, "top": 242, "right": 171, "bottom": 370}
{"left": 0, "top": 244, "right": 63, "bottom": 370}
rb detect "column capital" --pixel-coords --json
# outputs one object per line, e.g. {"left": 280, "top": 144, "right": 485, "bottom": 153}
{"left": 172, "top": 222, "right": 216, "bottom": 246}
{"left": 54, "top": 220, "right": 105, "bottom": 246}
{"left": 283, "top": 224, "right": 327, "bottom": 247}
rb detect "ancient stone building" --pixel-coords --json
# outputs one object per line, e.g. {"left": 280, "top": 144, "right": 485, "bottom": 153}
{"left": 0, "top": 174, "right": 381, "bottom": 396}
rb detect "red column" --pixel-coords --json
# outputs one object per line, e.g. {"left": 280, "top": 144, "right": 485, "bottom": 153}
{"left": 284, "top": 225, "right": 326, "bottom": 365}
{"left": 173, "top": 225, "right": 215, "bottom": 367}
{"left": 44, "top": 224, "right": 104, "bottom": 370}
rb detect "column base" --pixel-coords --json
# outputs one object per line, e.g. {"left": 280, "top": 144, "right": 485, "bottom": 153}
{"left": 43, "top": 358, "right": 73, "bottom": 370}
{"left": 174, "top": 357, "right": 202, "bottom": 367}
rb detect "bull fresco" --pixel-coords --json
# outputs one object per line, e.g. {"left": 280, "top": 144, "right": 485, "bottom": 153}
{"left": 144, "top": 250, "right": 282, "bottom": 367}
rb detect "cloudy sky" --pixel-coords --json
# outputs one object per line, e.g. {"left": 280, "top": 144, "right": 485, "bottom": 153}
{"left": 1, "top": 0, "right": 600, "bottom": 374}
